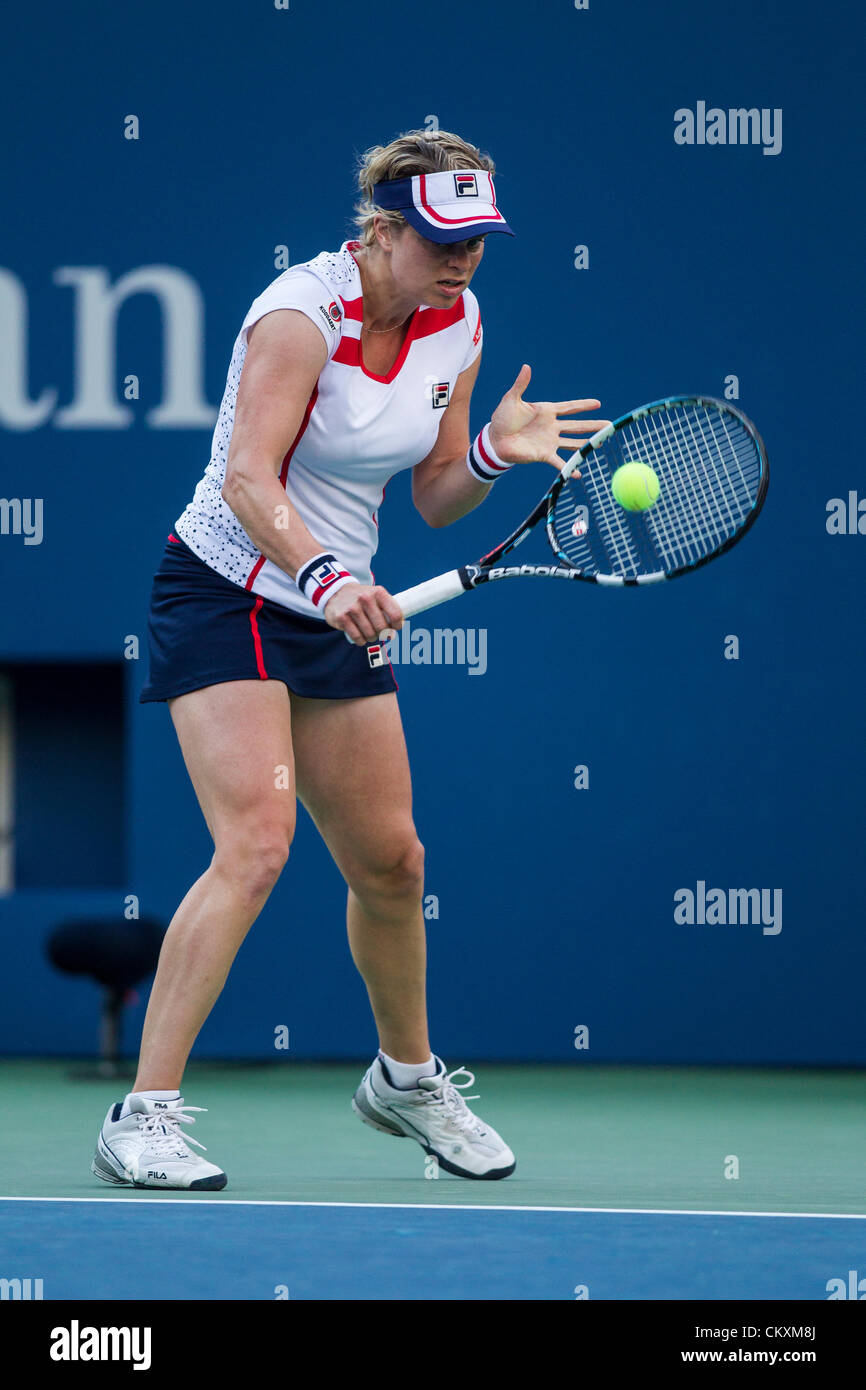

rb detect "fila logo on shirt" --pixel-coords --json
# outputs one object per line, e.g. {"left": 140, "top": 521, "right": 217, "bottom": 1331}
{"left": 431, "top": 382, "right": 450, "bottom": 409}
{"left": 454, "top": 172, "right": 478, "bottom": 197}
{"left": 367, "top": 644, "right": 386, "bottom": 668}
{"left": 317, "top": 300, "right": 343, "bottom": 333}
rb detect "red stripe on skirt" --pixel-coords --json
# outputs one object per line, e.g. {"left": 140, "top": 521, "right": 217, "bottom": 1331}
{"left": 249, "top": 597, "right": 268, "bottom": 679}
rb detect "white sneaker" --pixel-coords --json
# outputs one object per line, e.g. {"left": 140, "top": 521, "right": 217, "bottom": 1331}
{"left": 91, "top": 1095, "right": 227, "bottom": 1190}
{"left": 352, "top": 1055, "right": 516, "bottom": 1180}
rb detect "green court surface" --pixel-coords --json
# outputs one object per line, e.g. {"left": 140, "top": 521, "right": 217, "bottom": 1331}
{"left": 1, "top": 1059, "right": 863, "bottom": 1213}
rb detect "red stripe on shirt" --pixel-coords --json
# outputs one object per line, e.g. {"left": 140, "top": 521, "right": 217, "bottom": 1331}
{"left": 244, "top": 384, "right": 319, "bottom": 592}
{"left": 339, "top": 295, "right": 364, "bottom": 321}
{"left": 334, "top": 320, "right": 419, "bottom": 384}
{"left": 334, "top": 303, "right": 464, "bottom": 381}
{"left": 333, "top": 337, "right": 361, "bottom": 368}
{"left": 414, "top": 301, "right": 466, "bottom": 338}
{"left": 279, "top": 384, "right": 318, "bottom": 487}
{"left": 372, "top": 481, "right": 388, "bottom": 530}
{"left": 245, "top": 553, "right": 267, "bottom": 589}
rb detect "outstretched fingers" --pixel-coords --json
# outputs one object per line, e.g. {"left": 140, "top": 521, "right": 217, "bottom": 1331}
{"left": 556, "top": 418, "right": 612, "bottom": 435}
{"left": 505, "top": 363, "right": 533, "bottom": 399}
{"left": 552, "top": 398, "right": 602, "bottom": 414}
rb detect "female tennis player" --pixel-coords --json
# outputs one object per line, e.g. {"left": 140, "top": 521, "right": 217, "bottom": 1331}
{"left": 92, "top": 129, "right": 609, "bottom": 1189}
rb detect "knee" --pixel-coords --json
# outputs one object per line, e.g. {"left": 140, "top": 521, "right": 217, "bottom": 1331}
{"left": 394, "top": 836, "right": 426, "bottom": 898}
{"left": 357, "top": 834, "right": 425, "bottom": 904}
{"left": 214, "top": 817, "right": 294, "bottom": 900}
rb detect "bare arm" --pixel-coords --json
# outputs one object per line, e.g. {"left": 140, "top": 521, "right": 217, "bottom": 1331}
{"left": 411, "top": 354, "right": 491, "bottom": 529}
{"left": 221, "top": 310, "right": 403, "bottom": 644}
{"left": 412, "top": 355, "right": 611, "bottom": 529}
{"left": 222, "top": 310, "right": 329, "bottom": 573}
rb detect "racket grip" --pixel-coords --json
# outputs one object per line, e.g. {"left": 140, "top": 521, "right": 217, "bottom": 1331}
{"left": 392, "top": 569, "right": 468, "bottom": 619}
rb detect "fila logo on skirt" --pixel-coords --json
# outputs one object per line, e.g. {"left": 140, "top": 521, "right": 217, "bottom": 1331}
{"left": 367, "top": 644, "right": 386, "bottom": 668}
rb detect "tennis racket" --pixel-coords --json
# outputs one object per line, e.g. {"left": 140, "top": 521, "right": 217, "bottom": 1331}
{"left": 391, "top": 395, "right": 768, "bottom": 619}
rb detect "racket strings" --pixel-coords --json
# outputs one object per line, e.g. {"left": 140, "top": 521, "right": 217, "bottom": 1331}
{"left": 549, "top": 402, "right": 763, "bottom": 579}
{"left": 641, "top": 409, "right": 757, "bottom": 564}
{"left": 556, "top": 469, "right": 641, "bottom": 575}
{"left": 638, "top": 413, "right": 728, "bottom": 562}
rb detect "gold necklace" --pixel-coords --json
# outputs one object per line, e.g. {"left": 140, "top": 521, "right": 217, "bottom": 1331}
{"left": 353, "top": 247, "right": 412, "bottom": 334}
{"left": 362, "top": 313, "right": 411, "bottom": 335}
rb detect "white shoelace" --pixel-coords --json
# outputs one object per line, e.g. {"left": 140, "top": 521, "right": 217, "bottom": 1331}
{"left": 138, "top": 1106, "right": 208, "bottom": 1157}
{"left": 423, "top": 1067, "right": 488, "bottom": 1135}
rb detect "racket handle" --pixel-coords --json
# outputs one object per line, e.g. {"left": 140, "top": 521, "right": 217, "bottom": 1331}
{"left": 392, "top": 568, "right": 469, "bottom": 619}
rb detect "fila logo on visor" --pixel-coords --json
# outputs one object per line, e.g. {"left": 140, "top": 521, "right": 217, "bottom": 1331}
{"left": 432, "top": 382, "right": 450, "bottom": 408}
{"left": 454, "top": 172, "right": 478, "bottom": 197}
{"left": 367, "top": 644, "right": 386, "bottom": 668}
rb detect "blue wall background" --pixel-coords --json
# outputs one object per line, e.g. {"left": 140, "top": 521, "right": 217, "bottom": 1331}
{"left": 0, "top": 0, "right": 863, "bottom": 1063}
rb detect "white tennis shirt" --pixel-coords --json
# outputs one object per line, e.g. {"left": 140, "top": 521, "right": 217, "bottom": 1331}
{"left": 176, "top": 241, "right": 483, "bottom": 616}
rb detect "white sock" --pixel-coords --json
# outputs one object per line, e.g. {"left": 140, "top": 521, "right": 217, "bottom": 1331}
{"left": 120, "top": 1089, "right": 180, "bottom": 1118}
{"left": 378, "top": 1051, "right": 437, "bottom": 1090}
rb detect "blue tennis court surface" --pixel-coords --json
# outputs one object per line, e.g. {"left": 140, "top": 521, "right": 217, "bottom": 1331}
{"left": 2, "top": 1199, "right": 863, "bottom": 1300}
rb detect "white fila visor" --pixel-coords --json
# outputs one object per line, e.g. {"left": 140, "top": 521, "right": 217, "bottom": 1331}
{"left": 372, "top": 169, "right": 515, "bottom": 244}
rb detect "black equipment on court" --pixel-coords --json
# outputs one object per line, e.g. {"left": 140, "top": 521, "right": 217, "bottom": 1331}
{"left": 46, "top": 917, "right": 165, "bottom": 1078}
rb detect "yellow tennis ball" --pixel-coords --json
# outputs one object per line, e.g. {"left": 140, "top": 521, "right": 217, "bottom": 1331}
{"left": 610, "top": 461, "right": 660, "bottom": 512}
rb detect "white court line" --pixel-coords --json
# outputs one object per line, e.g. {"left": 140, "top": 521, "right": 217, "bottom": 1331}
{"left": 0, "top": 1196, "right": 864, "bottom": 1220}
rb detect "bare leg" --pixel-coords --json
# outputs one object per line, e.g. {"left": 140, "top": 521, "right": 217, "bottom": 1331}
{"left": 290, "top": 691, "right": 430, "bottom": 1063}
{"left": 133, "top": 680, "right": 295, "bottom": 1090}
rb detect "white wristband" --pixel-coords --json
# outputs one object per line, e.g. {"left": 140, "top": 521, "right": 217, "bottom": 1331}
{"left": 466, "top": 423, "right": 515, "bottom": 483}
{"left": 295, "top": 552, "right": 358, "bottom": 610}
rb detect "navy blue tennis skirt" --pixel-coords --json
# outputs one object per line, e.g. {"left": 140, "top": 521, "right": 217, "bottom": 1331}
{"left": 139, "top": 534, "right": 398, "bottom": 703}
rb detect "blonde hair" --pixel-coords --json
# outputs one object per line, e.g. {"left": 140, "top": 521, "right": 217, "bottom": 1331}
{"left": 354, "top": 128, "right": 496, "bottom": 247}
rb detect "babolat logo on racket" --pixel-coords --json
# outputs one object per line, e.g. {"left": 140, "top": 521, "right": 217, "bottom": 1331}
{"left": 432, "top": 382, "right": 450, "bottom": 408}
{"left": 317, "top": 300, "right": 342, "bottom": 333}
{"left": 488, "top": 564, "right": 569, "bottom": 579}
{"left": 367, "top": 644, "right": 385, "bottom": 668}
{"left": 454, "top": 172, "right": 478, "bottom": 197}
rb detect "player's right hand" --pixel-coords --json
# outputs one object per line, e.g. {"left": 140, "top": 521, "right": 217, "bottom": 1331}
{"left": 324, "top": 583, "right": 404, "bottom": 645}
